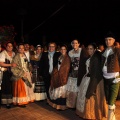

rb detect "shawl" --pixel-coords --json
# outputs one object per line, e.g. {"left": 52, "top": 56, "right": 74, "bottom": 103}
{"left": 11, "top": 53, "right": 32, "bottom": 81}
{"left": 50, "top": 54, "right": 71, "bottom": 89}
{"left": 86, "top": 51, "right": 103, "bottom": 99}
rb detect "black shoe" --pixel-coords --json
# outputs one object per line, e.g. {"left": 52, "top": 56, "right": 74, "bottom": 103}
{"left": 6, "top": 105, "right": 11, "bottom": 109}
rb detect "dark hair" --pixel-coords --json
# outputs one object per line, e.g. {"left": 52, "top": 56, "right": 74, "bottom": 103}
{"left": 60, "top": 44, "right": 68, "bottom": 50}
{"left": 48, "top": 42, "right": 57, "bottom": 48}
{"left": 88, "top": 43, "right": 97, "bottom": 49}
{"left": 71, "top": 39, "right": 80, "bottom": 45}
{"left": 6, "top": 41, "right": 13, "bottom": 47}
{"left": 17, "top": 43, "right": 25, "bottom": 48}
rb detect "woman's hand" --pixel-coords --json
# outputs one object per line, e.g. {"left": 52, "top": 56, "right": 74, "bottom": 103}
{"left": 23, "top": 72, "right": 27, "bottom": 78}
{"left": 11, "top": 63, "right": 17, "bottom": 67}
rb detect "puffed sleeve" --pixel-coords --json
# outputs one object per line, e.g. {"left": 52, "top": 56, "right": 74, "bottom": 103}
{"left": 0, "top": 51, "right": 6, "bottom": 62}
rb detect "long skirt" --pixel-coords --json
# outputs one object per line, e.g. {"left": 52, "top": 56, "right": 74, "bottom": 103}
{"left": 13, "top": 78, "right": 35, "bottom": 105}
{"left": 66, "top": 77, "right": 78, "bottom": 108}
{"left": 48, "top": 85, "right": 67, "bottom": 110}
{"left": 33, "top": 79, "right": 46, "bottom": 101}
{"left": 76, "top": 76, "right": 107, "bottom": 119}
{"left": 1, "top": 71, "right": 12, "bottom": 104}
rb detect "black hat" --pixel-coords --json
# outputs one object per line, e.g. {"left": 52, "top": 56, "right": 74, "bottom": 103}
{"left": 105, "top": 31, "right": 115, "bottom": 39}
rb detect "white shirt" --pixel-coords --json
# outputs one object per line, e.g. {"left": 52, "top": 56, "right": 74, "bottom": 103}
{"left": 0, "top": 50, "right": 15, "bottom": 63}
{"left": 24, "top": 51, "right": 30, "bottom": 62}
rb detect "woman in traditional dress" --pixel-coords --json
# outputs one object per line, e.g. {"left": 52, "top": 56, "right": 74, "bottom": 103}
{"left": 66, "top": 39, "right": 81, "bottom": 108}
{"left": 48, "top": 45, "right": 71, "bottom": 110}
{"left": 30, "top": 45, "right": 46, "bottom": 101}
{"left": 76, "top": 43, "right": 107, "bottom": 119}
{"left": 0, "top": 42, "right": 16, "bottom": 108}
{"left": 11, "top": 43, "right": 35, "bottom": 107}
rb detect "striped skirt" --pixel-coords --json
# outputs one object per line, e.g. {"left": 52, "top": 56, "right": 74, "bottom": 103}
{"left": 33, "top": 78, "right": 46, "bottom": 101}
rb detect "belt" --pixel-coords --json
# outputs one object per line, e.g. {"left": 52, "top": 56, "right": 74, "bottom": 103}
{"left": 103, "top": 77, "right": 115, "bottom": 84}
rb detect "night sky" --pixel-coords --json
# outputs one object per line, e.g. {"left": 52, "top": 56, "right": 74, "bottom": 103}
{"left": 0, "top": 0, "right": 120, "bottom": 46}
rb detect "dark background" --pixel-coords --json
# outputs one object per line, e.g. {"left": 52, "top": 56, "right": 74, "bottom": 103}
{"left": 0, "top": 0, "right": 120, "bottom": 46}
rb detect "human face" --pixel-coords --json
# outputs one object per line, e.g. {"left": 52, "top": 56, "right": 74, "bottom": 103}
{"left": 18, "top": 45, "right": 25, "bottom": 54}
{"left": 48, "top": 43, "right": 56, "bottom": 52}
{"left": 71, "top": 40, "right": 80, "bottom": 50}
{"left": 99, "top": 45, "right": 104, "bottom": 52}
{"left": 36, "top": 47, "right": 42, "bottom": 55}
{"left": 87, "top": 45, "right": 96, "bottom": 56}
{"left": 60, "top": 46, "right": 67, "bottom": 55}
{"left": 6, "top": 43, "right": 13, "bottom": 52}
{"left": 105, "top": 37, "right": 115, "bottom": 47}
{"left": 30, "top": 45, "right": 35, "bottom": 51}
{"left": 24, "top": 44, "right": 30, "bottom": 51}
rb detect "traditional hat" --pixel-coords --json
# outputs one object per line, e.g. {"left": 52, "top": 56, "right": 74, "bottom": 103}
{"left": 36, "top": 44, "right": 41, "bottom": 47}
{"left": 105, "top": 31, "right": 115, "bottom": 39}
{"left": 36, "top": 44, "right": 42, "bottom": 49}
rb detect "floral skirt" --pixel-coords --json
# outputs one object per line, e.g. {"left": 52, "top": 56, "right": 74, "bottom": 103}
{"left": 48, "top": 85, "right": 67, "bottom": 110}
{"left": 66, "top": 77, "right": 78, "bottom": 108}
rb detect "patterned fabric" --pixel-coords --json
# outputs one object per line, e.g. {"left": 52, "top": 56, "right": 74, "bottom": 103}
{"left": 66, "top": 48, "right": 81, "bottom": 108}
{"left": 66, "top": 91, "right": 78, "bottom": 108}
{"left": 12, "top": 55, "right": 35, "bottom": 105}
{"left": 66, "top": 77, "right": 78, "bottom": 92}
{"left": 11, "top": 53, "right": 29, "bottom": 81}
{"left": 76, "top": 58, "right": 90, "bottom": 112}
{"left": 49, "top": 85, "right": 67, "bottom": 100}
{"left": 50, "top": 54, "right": 71, "bottom": 89}
{"left": 34, "top": 78, "right": 46, "bottom": 93}
{"left": 48, "top": 54, "right": 71, "bottom": 110}
{"left": 30, "top": 54, "right": 46, "bottom": 101}
{"left": 77, "top": 76, "right": 90, "bottom": 112}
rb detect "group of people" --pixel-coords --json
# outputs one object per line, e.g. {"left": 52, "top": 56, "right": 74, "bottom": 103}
{"left": 0, "top": 32, "right": 120, "bottom": 120}
{"left": 0, "top": 43, "right": 46, "bottom": 108}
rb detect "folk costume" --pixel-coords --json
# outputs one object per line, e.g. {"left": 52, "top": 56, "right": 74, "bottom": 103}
{"left": 30, "top": 54, "right": 46, "bottom": 101}
{"left": 76, "top": 51, "right": 107, "bottom": 119}
{"left": 11, "top": 53, "right": 35, "bottom": 105}
{"left": 102, "top": 47, "right": 120, "bottom": 120}
{"left": 0, "top": 50, "right": 15, "bottom": 105}
{"left": 48, "top": 54, "right": 71, "bottom": 110}
{"left": 66, "top": 48, "right": 88, "bottom": 108}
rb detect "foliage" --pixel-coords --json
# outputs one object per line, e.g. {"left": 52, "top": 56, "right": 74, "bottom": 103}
{"left": 0, "top": 25, "right": 17, "bottom": 43}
